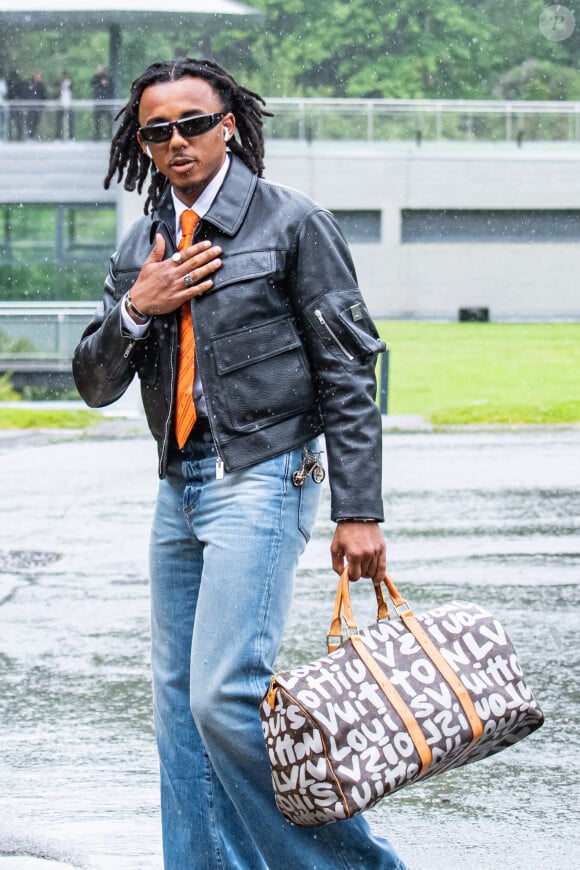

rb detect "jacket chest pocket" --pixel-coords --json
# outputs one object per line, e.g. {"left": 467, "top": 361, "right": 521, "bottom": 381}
{"left": 211, "top": 315, "right": 315, "bottom": 431}
{"left": 209, "top": 249, "right": 276, "bottom": 293}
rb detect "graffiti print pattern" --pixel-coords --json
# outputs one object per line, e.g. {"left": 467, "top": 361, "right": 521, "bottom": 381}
{"left": 260, "top": 600, "right": 544, "bottom": 827}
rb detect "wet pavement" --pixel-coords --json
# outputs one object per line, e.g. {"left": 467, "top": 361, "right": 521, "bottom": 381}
{"left": 0, "top": 423, "right": 579, "bottom": 869}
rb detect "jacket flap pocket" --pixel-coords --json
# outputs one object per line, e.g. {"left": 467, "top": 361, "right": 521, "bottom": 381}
{"left": 213, "top": 315, "right": 301, "bottom": 375}
{"left": 112, "top": 269, "right": 141, "bottom": 300}
{"left": 211, "top": 250, "right": 276, "bottom": 290}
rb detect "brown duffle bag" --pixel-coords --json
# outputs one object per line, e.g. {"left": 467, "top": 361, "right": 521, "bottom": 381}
{"left": 260, "top": 569, "right": 544, "bottom": 827}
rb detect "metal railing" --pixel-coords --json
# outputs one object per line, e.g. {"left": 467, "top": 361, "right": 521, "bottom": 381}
{"left": 2, "top": 98, "right": 580, "bottom": 143}
{"left": 0, "top": 302, "right": 94, "bottom": 364}
{"left": 0, "top": 100, "right": 118, "bottom": 143}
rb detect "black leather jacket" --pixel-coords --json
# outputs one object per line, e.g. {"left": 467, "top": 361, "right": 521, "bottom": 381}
{"left": 73, "top": 155, "right": 386, "bottom": 521}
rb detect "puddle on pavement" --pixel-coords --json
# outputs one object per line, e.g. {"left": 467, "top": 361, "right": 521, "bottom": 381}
{"left": 0, "top": 429, "right": 578, "bottom": 869}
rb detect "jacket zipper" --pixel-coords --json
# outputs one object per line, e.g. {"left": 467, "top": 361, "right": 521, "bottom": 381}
{"left": 314, "top": 309, "right": 354, "bottom": 360}
{"left": 123, "top": 339, "right": 136, "bottom": 359}
{"left": 158, "top": 225, "right": 181, "bottom": 478}
{"left": 160, "top": 320, "right": 177, "bottom": 478}
{"left": 197, "top": 346, "right": 226, "bottom": 479}
{"left": 157, "top": 219, "right": 225, "bottom": 479}
{"left": 182, "top": 227, "right": 225, "bottom": 479}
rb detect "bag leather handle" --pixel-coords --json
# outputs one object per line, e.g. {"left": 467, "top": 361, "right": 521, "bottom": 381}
{"left": 327, "top": 568, "right": 409, "bottom": 652}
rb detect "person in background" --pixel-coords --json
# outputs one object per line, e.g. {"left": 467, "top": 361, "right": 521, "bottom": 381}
{"left": 55, "top": 72, "right": 73, "bottom": 140}
{"left": 0, "top": 71, "right": 7, "bottom": 141}
{"left": 91, "top": 64, "right": 113, "bottom": 140}
{"left": 73, "top": 58, "right": 405, "bottom": 870}
{"left": 24, "top": 71, "right": 46, "bottom": 140}
{"left": 7, "top": 70, "right": 24, "bottom": 141}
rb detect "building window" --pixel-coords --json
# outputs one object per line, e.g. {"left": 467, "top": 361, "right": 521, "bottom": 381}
{"left": 0, "top": 203, "right": 116, "bottom": 301}
{"left": 401, "top": 209, "right": 580, "bottom": 243}
{"left": 332, "top": 210, "right": 381, "bottom": 243}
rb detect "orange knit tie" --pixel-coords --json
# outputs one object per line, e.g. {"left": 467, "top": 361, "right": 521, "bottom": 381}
{"left": 174, "top": 209, "right": 200, "bottom": 448}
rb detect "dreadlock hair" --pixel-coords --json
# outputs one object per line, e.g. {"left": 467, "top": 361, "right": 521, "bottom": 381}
{"left": 104, "top": 58, "right": 272, "bottom": 214}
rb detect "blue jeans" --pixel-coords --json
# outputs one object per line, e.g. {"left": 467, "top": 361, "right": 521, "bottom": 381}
{"left": 150, "top": 439, "right": 405, "bottom": 870}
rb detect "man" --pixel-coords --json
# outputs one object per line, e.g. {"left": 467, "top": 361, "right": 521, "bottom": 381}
{"left": 7, "top": 70, "right": 24, "bottom": 141}
{"left": 73, "top": 59, "right": 405, "bottom": 870}
{"left": 55, "top": 71, "right": 73, "bottom": 141}
{"left": 91, "top": 64, "right": 113, "bottom": 140}
{"left": 24, "top": 71, "right": 46, "bottom": 140}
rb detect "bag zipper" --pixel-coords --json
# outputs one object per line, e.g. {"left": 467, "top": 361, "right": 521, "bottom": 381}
{"left": 314, "top": 309, "right": 354, "bottom": 360}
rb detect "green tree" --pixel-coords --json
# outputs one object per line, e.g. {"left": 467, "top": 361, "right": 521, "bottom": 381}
{"left": 480, "top": 0, "right": 580, "bottom": 98}
{"left": 222, "top": 0, "right": 580, "bottom": 99}
{"left": 2, "top": 1, "right": 580, "bottom": 101}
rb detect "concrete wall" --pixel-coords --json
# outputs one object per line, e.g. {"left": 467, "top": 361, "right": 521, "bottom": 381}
{"left": 120, "top": 140, "right": 580, "bottom": 321}
{"left": 0, "top": 142, "right": 116, "bottom": 205}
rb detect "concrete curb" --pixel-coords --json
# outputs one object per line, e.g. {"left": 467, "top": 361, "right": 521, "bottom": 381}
{"left": 0, "top": 860, "right": 78, "bottom": 869}
{"left": 381, "top": 414, "right": 432, "bottom": 432}
{"left": 0, "top": 826, "right": 87, "bottom": 869}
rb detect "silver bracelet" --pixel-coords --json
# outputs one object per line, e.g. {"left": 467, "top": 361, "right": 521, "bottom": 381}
{"left": 125, "top": 292, "right": 149, "bottom": 323}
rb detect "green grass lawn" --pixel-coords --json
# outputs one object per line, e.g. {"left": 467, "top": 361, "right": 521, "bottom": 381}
{"left": 376, "top": 322, "right": 580, "bottom": 425}
{"left": 0, "top": 408, "right": 102, "bottom": 429}
{"left": 0, "top": 323, "right": 578, "bottom": 429}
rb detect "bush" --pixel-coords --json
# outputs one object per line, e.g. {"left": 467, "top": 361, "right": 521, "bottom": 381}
{"left": 0, "top": 372, "right": 19, "bottom": 401}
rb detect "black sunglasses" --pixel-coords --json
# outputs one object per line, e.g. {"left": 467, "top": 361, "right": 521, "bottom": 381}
{"left": 139, "top": 112, "right": 225, "bottom": 144}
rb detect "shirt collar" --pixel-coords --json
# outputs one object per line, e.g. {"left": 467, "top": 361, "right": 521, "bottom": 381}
{"left": 172, "top": 154, "right": 230, "bottom": 240}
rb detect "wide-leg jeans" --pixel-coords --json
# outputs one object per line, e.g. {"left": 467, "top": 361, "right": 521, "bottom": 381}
{"left": 149, "top": 439, "right": 405, "bottom": 870}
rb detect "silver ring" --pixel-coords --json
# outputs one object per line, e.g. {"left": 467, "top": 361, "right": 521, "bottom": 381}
{"left": 183, "top": 273, "right": 195, "bottom": 288}
{"left": 172, "top": 252, "right": 183, "bottom": 264}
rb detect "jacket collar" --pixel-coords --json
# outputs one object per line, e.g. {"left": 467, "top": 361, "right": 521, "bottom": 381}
{"left": 203, "top": 155, "right": 258, "bottom": 236}
{"left": 154, "top": 154, "right": 258, "bottom": 240}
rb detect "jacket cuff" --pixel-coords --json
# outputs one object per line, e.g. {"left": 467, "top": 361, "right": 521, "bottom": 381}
{"left": 335, "top": 517, "right": 380, "bottom": 524}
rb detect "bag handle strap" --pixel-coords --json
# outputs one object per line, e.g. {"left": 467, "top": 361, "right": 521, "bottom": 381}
{"left": 327, "top": 570, "right": 433, "bottom": 774}
{"left": 395, "top": 599, "right": 484, "bottom": 743}
{"left": 326, "top": 568, "right": 484, "bottom": 744}
{"left": 327, "top": 569, "right": 394, "bottom": 652}
{"left": 327, "top": 569, "right": 364, "bottom": 651}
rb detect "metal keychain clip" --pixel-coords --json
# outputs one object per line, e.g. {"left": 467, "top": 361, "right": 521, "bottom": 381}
{"left": 292, "top": 447, "right": 326, "bottom": 487}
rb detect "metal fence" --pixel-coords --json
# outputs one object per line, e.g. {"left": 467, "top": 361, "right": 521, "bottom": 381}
{"left": 0, "top": 301, "right": 94, "bottom": 362}
{"left": 2, "top": 98, "right": 580, "bottom": 143}
{"left": 0, "top": 302, "right": 97, "bottom": 387}
{"left": 265, "top": 98, "right": 580, "bottom": 143}
{"left": 0, "top": 100, "right": 118, "bottom": 143}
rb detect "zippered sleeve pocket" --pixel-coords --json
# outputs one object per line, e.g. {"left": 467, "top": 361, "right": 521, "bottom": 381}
{"left": 305, "top": 291, "right": 385, "bottom": 366}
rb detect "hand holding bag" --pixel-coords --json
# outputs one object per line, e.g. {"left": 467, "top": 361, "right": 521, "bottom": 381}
{"left": 260, "top": 570, "right": 544, "bottom": 827}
